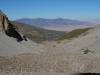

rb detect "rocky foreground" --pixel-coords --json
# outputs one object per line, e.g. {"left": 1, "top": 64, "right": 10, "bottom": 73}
{"left": 0, "top": 25, "right": 100, "bottom": 75}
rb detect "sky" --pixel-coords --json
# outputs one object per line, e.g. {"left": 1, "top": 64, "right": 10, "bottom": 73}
{"left": 0, "top": 0, "right": 100, "bottom": 21}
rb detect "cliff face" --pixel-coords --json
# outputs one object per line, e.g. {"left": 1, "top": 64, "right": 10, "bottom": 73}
{"left": 0, "top": 10, "right": 24, "bottom": 42}
{"left": 0, "top": 10, "right": 9, "bottom": 31}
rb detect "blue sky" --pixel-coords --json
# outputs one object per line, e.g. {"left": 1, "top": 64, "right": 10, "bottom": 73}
{"left": 0, "top": 0, "right": 100, "bottom": 20}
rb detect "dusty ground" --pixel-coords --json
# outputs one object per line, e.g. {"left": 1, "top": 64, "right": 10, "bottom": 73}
{"left": 0, "top": 52, "right": 100, "bottom": 75}
{"left": 0, "top": 25, "right": 100, "bottom": 75}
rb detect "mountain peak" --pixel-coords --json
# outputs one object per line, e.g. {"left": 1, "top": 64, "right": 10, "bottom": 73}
{"left": 55, "top": 18, "right": 64, "bottom": 20}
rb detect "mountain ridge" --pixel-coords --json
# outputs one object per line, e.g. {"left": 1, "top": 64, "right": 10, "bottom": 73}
{"left": 15, "top": 18, "right": 94, "bottom": 31}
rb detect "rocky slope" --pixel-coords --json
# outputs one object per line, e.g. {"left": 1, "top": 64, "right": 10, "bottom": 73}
{"left": 0, "top": 10, "right": 45, "bottom": 56}
{"left": 0, "top": 31, "right": 45, "bottom": 56}
{"left": 0, "top": 11, "right": 100, "bottom": 75}
{"left": 0, "top": 24, "right": 100, "bottom": 75}
{"left": 58, "top": 25, "right": 100, "bottom": 55}
{"left": 11, "top": 21, "right": 65, "bottom": 43}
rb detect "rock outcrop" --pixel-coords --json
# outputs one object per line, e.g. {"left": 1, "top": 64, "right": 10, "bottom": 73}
{"left": 0, "top": 10, "right": 45, "bottom": 56}
{"left": 0, "top": 10, "right": 23, "bottom": 42}
{"left": 0, "top": 10, "right": 8, "bottom": 31}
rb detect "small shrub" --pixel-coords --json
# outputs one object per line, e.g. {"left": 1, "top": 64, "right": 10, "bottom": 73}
{"left": 81, "top": 48, "right": 95, "bottom": 54}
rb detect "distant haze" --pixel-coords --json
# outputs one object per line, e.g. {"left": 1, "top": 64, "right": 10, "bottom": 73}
{"left": 15, "top": 18, "right": 95, "bottom": 31}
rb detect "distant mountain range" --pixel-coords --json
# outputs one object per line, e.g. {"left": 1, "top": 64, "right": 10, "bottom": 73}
{"left": 90, "top": 19, "right": 100, "bottom": 24}
{"left": 11, "top": 21, "right": 65, "bottom": 43}
{"left": 15, "top": 18, "right": 94, "bottom": 31}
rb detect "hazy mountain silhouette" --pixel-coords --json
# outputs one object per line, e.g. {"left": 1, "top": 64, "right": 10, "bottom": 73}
{"left": 15, "top": 18, "right": 93, "bottom": 31}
